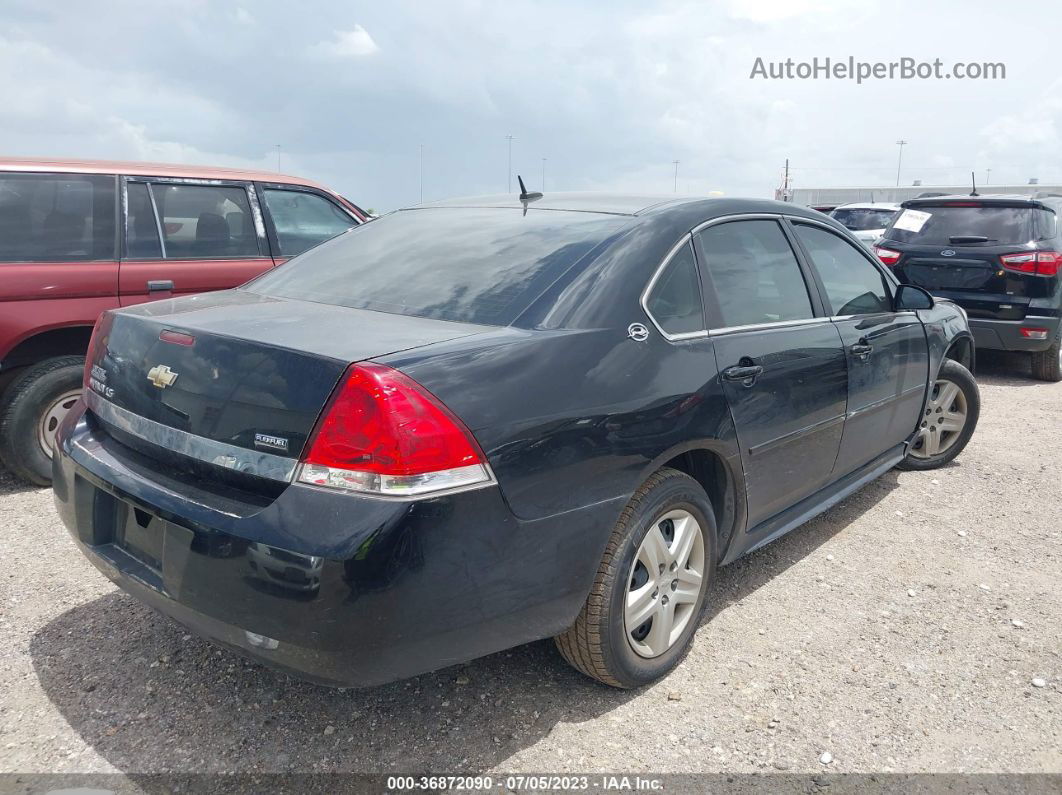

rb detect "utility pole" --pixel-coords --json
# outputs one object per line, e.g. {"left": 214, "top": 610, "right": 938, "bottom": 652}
{"left": 506, "top": 135, "right": 514, "bottom": 192}
{"left": 541, "top": 157, "right": 547, "bottom": 191}
{"left": 783, "top": 158, "right": 790, "bottom": 201}
{"left": 275, "top": 144, "right": 281, "bottom": 172}
{"left": 986, "top": 168, "right": 991, "bottom": 185}
{"left": 895, "top": 139, "right": 907, "bottom": 187}
{"left": 673, "top": 160, "right": 680, "bottom": 193}
{"left": 419, "top": 144, "right": 424, "bottom": 204}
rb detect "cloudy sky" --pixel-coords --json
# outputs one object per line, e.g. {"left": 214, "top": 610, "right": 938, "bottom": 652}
{"left": 2, "top": 0, "right": 1060, "bottom": 210}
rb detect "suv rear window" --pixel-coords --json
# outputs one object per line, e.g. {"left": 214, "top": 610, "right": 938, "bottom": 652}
{"left": 246, "top": 208, "right": 631, "bottom": 326}
{"left": 0, "top": 172, "right": 116, "bottom": 262}
{"left": 884, "top": 204, "right": 1038, "bottom": 246}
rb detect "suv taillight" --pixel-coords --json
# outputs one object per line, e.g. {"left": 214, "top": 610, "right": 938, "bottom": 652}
{"left": 297, "top": 362, "right": 493, "bottom": 497}
{"left": 83, "top": 316, "right": 106, "bottom": 387}
{"left": 1000, "top": 251, "right": 1062, "bottom": 277}
{"left": 874, "top": 246, "right": 902, "bottom": 266}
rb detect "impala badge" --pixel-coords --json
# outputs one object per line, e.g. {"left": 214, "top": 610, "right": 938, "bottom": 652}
{"left": 147, "top": 364, "right": 178, "bottom": 389}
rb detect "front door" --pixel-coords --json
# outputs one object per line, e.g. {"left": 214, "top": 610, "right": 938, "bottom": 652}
{"left": 790, "top": 220, "right": 929, "bottom": 475}
{"left": 118, "top": 178, "right": 274, "bottom": 306}
{"left": 696, "top": 217, "right": 849, "bottom": 528}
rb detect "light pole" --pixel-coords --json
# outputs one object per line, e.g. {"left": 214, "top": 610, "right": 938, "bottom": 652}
{"left": 506, "top": 135, "right": 514, "bottom": 192}
{"left": 673, "top": 160, "right": 680, "bottom": 193}
{"left": 541, "top": 157, "right": 547, "bottom": 191}
{"left": 895, "top": 139, "right": 907, "bottom": 187}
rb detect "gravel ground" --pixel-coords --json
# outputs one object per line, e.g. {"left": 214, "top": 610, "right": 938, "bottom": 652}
{"left": 0, "top": 351, "right": 1059, "bottom": 779}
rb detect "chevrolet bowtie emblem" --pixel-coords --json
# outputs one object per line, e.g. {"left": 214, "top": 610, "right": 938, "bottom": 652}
{"left": 147, "top": 364, "right": 179, "bottom": 389}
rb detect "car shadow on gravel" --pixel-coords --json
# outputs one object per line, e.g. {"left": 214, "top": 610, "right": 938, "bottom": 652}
{"left": 0, "top": 465, "right": 43, "bottom": 496}
{"left": 974, "top": 349, "right": 1046, "bottom": 387}
{"left": 29, "top": 469, "right": 903, "bottom": 775}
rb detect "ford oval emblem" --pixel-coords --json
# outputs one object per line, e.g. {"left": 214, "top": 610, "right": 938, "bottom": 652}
{"left": 941, "top": 249, "right": 956, "bottom": 257}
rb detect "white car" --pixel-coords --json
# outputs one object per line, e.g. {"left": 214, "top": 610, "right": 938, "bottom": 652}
{"left": 829, "top": 202, "right": 902, "bottom": 246}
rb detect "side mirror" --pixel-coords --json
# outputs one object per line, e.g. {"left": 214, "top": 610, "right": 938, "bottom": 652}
{"left": 895, "top": 284, "right": 934, "bottom": 311}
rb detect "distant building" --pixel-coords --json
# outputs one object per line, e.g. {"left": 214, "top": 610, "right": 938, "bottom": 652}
{"left": 776, "top": 183, "right": 1062, "bottom": 209}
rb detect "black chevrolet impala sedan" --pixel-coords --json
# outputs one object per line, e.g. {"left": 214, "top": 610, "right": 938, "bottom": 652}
{"left": 53, "top": 194, "right": 979, "bottom": 688}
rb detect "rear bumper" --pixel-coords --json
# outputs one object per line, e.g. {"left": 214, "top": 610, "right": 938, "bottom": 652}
{"left": 52, "top": 404, "right": 618, "bottom": 687}
{"left": 968, "top": 316, "right": 1060, "bottom": 353}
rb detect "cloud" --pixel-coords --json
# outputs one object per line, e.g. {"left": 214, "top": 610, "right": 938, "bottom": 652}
{"left": 310, "top": 25, "right": 379, "bottom": 59}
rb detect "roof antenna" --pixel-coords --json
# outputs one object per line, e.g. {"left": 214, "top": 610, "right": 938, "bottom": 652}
{"left": 518, "top": 174, "right": 542, "bottom": 202}
{"left": 970, "top": 170, "right": 979, "bottom": 197}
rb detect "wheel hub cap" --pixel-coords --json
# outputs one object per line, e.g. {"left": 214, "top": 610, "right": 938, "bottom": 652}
{"left": 625, "top": 508, "right": 705, "bottom": 658}
{"left": 37, "top": 389, "right": 81, "bottom": 459}
{"left": 909, "top": 378, "right": 967, "bottom": 460}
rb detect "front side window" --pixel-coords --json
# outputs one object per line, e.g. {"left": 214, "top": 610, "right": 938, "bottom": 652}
{"left": 644, "top": 241, "right": 704, "bottom": 336}
{"left": 697, "top": 219, "right": 814, "bottom": 328}
{"left": 794, "top": 223, "right": 891, "bottom": 315}
{"left": 0, "top": 173, "right": 115, "bottom": 262}
{"left": 150, "top": 183, "right": 259, "bottom": 259}
{"left": 126, "top": 182, "right": 162, "bottom": 258}
{"left": 262, "top": 189, "right": 357, "bottom": 257}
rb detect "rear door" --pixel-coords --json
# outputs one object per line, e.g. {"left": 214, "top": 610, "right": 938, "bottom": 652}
{"left": 257, "top": 183, "right": 360, "bottom": 264}
{"left": 885, "top": 201, "right": 1052, "bottom": 321}
{"left": 696, "top": 216, "right": 848, "bottom": 528}
{"left": 790, "top": 219, "right": 929, "bottom": 476}
{"left": 118, "top": 177, "right": 274, "bottom": 306}
{"left": 0, "top": 171, "right": 118, "bottom": 361}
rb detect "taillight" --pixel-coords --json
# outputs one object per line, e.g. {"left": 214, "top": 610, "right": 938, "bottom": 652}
{"left": 1020, "top": 327, "right": 1050, "bottom": 340}
{"left": 1000, "top": 251, "right": 1062, "bottom": 276}
{"left": 297, "top": 362, "right": 493, "bottom": 497}
{"left": 874, "top": 246, "right": 902, "bottom": 266}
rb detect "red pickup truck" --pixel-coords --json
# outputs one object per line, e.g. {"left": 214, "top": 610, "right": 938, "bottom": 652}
{"left": 0, "top": 157, "right": 367, "bottom": 485}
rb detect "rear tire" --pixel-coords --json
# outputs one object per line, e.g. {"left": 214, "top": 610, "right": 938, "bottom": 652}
{"left": 896, "top": 359, "right": 979, "bottom": 471}
{"left": 1030, "top": 334, "right": 1062, "bottom": 382}
{"left": 0, "top": 356, "right": 84, "bottom": 486}
{"left": 554, "top": 468, "right": 716, "bottom": 688}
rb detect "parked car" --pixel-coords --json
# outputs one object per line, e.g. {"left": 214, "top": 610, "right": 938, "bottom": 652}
{"left": 830, "top": 202, "right": 902, "bottom": 246}
{"left": 874, "top": 194, "right": 1062, "bottom": 381}
{"left": 0, "top": 157, "right": 367, "bottom": 485}
{"left": 54, "top": 194, "right": 978, "bottom": 689}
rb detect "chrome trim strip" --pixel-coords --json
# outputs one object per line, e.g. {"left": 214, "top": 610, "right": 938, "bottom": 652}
{"left": 691, "top": 212, "right": 785, "bottom": 235}
{"left": 639, "top": 233, "right": 710, "bottom": 342}
{"left": 84, "top": 390, "right": 298, "bottom": 483}
{"left": 709, "top": 316, "right": 832, "bottom": 336}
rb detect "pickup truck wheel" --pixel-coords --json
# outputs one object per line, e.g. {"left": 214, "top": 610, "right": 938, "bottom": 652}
{"left": 554, "top": 468, "right": 716, "bottom": 688}
{"left": 1030, "top": 335, "right": 1062, "bottom": 382}
{"left": 896, "top": 359, "right": 979, "bottom": 472}
{"left": 0, "top": 356, "right": 84, "bottom": 486}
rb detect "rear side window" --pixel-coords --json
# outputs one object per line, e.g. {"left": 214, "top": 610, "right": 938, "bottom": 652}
{"left": 1040, "top": 209, "right": 1057, "bottom": 240}
{"left": 644, "top": 241, "right": 704, "bottom": 336}
{"left": 150, "top": 184, "right": 260, "bottom": 259}
{"left": 793, "top": 224, "right": 891, "bottom": 315}
{"left": 0, "top": 173, "right": 115, "bottom": 262}
{"left": 262, "top": 189, "right": 357, "bottom": 257}
{"left": 884, "top": 205, "right": 1037, "bottom": 246}
{"left": 246, "top": 208, "right": 631, "bottom": 326}
{"left": 697, "top": 219, "right": 814, "bottom": 328}
{"left": 830, "top": 208, "right": 898, "bottom": 231}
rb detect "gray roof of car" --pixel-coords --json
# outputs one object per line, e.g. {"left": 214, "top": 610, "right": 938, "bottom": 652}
{"left": 413, "top": 192, "right": 708, "bottom": 216}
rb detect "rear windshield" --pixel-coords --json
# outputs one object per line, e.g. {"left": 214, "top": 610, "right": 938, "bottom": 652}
{"left": 245, "top": 207, "right": 631, "bottom": 326}
{"left": 830, "top": 208, "right": 898, "bottom": 231}
{"left": 884, "top": 204, "right": 1038, "bottom": 246}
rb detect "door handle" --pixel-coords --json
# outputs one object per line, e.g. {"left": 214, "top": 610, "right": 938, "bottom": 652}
{"left": 147, "top": 279, "right": 174, "bottom": 292}
{"left": 850, "top": 342, "right": 873, "bottom": 358}
{"left": 722, "top": 364, "right": 764, "bottom": 385}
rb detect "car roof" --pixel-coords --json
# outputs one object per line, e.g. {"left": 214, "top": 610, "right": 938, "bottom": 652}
{"left": 902, "top": 193, "right": 1051, "bottom": 208}
{"left": 832, "top": 202, "right": 902, "bottom": 210}
{"left": 0, "top": 156, "right": 335, "bottom": 191}
{"left": 412, "top": 193, "right": 832, "bottom": 223}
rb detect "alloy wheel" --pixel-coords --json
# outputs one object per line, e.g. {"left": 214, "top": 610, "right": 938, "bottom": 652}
{"left": 910, "top": 378, "right": 967, "bottom": 459}
{"left": 37, "top": 389, "right": 81, "bottom": 459}
{"left": 624, "top": 509, "right": 705, "bottom": 658}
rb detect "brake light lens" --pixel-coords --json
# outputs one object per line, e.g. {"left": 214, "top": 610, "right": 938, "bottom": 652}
{"left": 83, "top": 316, "right": 107, "bottom": 387}
{"left": 297, "top": 362, "right": 493, "bottom": 497}
{"left": 1020, "top": 327, "right": 1050, "bottom": 340}
{"left": 999, "top": 251, "right": 1062, "bottom": 276}
{"left": 874, "top": 246, "right": 902, "bottom": 266}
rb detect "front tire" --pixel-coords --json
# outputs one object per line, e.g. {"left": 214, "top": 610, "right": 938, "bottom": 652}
{"left": 0, "top": 356, "right": 84, "bottom": 486}
{"left": 1030, "top": 334, "right": 1062, "bottom": 382}
{"left": 555, "top": 468, "right": 716, "bottom": 688}
{"left": 897, "top": 359, "right": 979, "bottom": 471}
